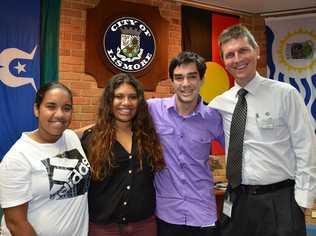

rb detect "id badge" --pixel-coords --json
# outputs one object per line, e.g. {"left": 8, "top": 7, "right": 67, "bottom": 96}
{"left": 256, "top": 113, "right": 273, "bottom": 129}
{"left": 223, "top": 198, "right": 233, "bottom": 218}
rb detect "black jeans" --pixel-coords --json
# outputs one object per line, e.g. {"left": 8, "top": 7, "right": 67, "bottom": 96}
{"left": 157, "top": 218, "right": 219, "bottom": 236}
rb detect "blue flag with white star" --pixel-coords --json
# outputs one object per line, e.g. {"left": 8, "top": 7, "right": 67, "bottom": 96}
{"left": 0, "top": 0, "right": 40, "bottom": 160}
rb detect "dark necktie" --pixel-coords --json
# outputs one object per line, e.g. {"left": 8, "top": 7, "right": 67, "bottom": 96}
{"left": 227, "top": 88, "right": 248, "bottom": 189}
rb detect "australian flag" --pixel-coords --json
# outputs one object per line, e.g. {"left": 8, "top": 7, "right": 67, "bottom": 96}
{"left": 0, "top": 0, "right": 40, "bottom": 160}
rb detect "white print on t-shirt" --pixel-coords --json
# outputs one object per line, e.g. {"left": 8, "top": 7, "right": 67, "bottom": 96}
{"left": 41, "top": 148, "right": 91, "bottom": 200}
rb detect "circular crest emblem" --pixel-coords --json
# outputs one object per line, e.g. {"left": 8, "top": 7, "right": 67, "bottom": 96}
{"left": 103, "top": 17, "right": 156, "bottom": 73}
{"left": 277, "top": 29, "right": 316, "bottom": 74}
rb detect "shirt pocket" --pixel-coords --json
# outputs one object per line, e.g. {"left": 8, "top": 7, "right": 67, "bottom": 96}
{"left": 255, "top": 112, "right": 286, "bottom": 140}
{"left": 155, "top": 125, "right": 175, "bottom": 147}
{"left": 190, "top": 134, "right": 212, "bottom": 161}
{"left": 155, "top": 125, "right": 174, "bottom": 136}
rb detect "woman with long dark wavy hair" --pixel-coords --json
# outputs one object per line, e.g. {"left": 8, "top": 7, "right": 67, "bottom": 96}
{"left": 81, "top": 73, "right": 164, "bottom": 236}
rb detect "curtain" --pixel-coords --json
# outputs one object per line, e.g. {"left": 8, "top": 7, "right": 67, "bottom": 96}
{"left": 40, "top": 0, "right": 61, "bottom": 85}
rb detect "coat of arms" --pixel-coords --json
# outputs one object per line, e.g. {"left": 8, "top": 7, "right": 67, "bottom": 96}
{"left": 117, "top": 27, "right": 143, "bottom": 62}
{"left": 103, "top": 17, "right": 156, "bottom": 72}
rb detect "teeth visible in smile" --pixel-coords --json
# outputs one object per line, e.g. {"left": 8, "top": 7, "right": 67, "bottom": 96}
{"left": 183, "top": 90, "right": 193, "bottom": 93}
{"left": 235, "top": 64, "right": 247, "bottom": 70}
{"left": 183, "top": 92, "right": 192, "bottom": 96}
{"left": 119, "top": 109, "right": 132, "bottom": 114}
{"left": 50, "top": 121, "right": 64, "bottom": 126}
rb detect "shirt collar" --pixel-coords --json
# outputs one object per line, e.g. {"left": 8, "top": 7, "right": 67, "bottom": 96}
{"left": 233, "top": 72, "right": 262, "bottom": 97}
{"left": 166, "top": 95, "right": 207, "bottom": 119}
{"left": 165, "top": 95, "right": 176, "bottom": 110}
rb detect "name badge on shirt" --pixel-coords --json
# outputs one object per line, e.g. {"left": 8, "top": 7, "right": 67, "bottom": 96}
{"left": 223, "top": 198, "right": 233, "bottom": 218}
{"left": 256, "top": 112, "right": 273, "bottom": 129}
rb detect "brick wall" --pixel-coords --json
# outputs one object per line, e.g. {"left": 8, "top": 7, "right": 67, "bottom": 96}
{"left": 59, "top": 0, "right": 268, "bottom": 130}
{"left": 59, "top": 0, "right": 265, "bottom": 129}
{"left": 59, "top": 0, "right": 315, "bottom": 224}
{"left": 59, "top": 0, "right": 179, "bottom": 130}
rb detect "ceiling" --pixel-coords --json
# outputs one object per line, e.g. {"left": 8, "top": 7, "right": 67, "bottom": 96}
{"left": 178, "top": 0, "right": 316, "bottom": 15}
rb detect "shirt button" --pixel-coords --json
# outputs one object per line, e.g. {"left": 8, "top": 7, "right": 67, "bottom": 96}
{"left": 123, "top": 201, "right": 127, "bottom": 206}
{"left": 129, "top": 155, "right": 132, "bottom": 159}
{"left": 126, "top": 185, "right": 131, "bottom": 190}
{"left": 128, "top": 170, "right": 132, "bottom": 174}
{"left": 122, "top": 217, "right": 126, "bottom": 221}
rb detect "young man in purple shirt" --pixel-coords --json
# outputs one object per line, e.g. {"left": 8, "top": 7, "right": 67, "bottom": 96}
{"left": 147, "top": 51, "right": 224, "bottom": 236}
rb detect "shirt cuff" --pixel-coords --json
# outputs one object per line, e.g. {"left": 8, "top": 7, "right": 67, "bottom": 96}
{"left": 295, "top": 188, "right": 314, "bottom": 208}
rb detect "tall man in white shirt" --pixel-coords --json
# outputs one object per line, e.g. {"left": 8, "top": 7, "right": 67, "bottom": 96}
{"left": 209, "top": 24, "right": 316, "bottom": 236}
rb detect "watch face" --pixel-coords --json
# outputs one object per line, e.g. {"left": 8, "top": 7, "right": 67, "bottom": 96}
{"left": 103, "top": 16, "right": 156, "bottom": 73}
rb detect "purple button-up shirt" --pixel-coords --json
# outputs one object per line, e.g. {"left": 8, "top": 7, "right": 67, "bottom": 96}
{"left": 148, "top": 96, "right": 224, "bottom": 226}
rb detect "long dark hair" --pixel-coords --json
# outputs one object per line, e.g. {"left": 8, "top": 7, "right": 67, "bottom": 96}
{"left": 88, "top": 73, "right": 164, "bottom": 180}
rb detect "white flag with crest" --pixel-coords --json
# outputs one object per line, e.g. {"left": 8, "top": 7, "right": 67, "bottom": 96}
{"left": 265, "top": 14, "right": 316, "bottom": 133}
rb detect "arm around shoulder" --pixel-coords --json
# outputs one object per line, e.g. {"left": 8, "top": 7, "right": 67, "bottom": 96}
{"left": 74, "top": 124, "right": 94, "bottom": 139}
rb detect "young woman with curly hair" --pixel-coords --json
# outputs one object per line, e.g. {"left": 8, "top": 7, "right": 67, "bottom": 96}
{"left": 81, "top": 73, "right": 164, "bottom": 236}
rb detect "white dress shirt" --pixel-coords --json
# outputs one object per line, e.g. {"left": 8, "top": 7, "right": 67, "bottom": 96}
{"left": 209, "top": 73, "right": 316, "bottom": 208}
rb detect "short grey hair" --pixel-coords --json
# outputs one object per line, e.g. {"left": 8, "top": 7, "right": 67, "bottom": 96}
{"left": 218, "top": 24, "right": 258, "bottom": 59}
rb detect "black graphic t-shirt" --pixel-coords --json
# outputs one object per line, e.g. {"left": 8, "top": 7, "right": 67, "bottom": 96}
{"left": 41, "top": 148, "right": 90, "bottom": 200}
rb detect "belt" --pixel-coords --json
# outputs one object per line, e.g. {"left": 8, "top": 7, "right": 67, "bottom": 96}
{"left": 237, "top": 179, "right": 295, "bottom": 195}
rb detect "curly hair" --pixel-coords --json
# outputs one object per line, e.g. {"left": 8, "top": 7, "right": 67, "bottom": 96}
{"left": 88, "top": 73, "right": 164, "bottom": 180}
